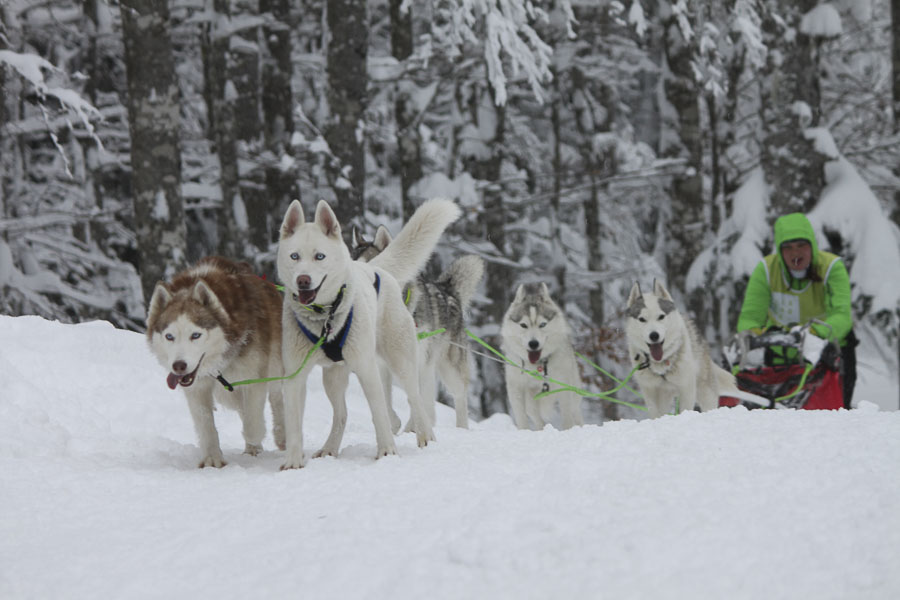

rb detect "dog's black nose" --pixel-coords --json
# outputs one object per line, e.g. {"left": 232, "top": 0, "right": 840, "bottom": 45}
{"left": 649, "top": 331, "right": 660, "bottom": 342}
{"left": 297, "top": 274, "right": 311, "bottom": 289}
{"left": 172, "top": 360, "right": 187, "bottom": 374}
{"left": 528, "top": 340, "right": 540, "bottom": 350}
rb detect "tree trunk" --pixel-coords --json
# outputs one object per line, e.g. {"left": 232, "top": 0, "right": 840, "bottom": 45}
{"left": 662, "top": 8, "right": 705, "bottom": 316}
{"left": 391, "top": 0, "right": 423, "bottom": 221}
{"left": 120, "top": 0, "right": 187, "bottom": 303}
{"left": 549, "top": 74, "right": 566, "bottom": 299}
{"left": 203, "top": 0, "right": 249, "bottom": 259}
{"left": 891, "top": 0, "right": 900, "bottom": 226}
{"left": 325, "top": 0, "right": 367, "bottom": 232}
{"left": 759, "top": 0, "right": 826, "bottom": 216}
{"left": 260, "top": 0, "right": 299, "bottom": 245}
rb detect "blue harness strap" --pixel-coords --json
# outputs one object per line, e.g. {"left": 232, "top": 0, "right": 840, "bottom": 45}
{"left": 295, "top": 309, "right": 353, "bottom": 362}
{"left": 294, "top": 275, "right": 380, "bottom": 363}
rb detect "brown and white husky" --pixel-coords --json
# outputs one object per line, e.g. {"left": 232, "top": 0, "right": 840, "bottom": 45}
{"left": 146, "top": 256, "right": 285, "bottom": 467}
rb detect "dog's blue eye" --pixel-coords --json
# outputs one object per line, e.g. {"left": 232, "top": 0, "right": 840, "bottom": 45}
{"left": 165, "top": 333, "right": 174, "bottom": 341}
{"left": 290, "top": 252, "right": 299, "bottom": 261}
{"left": 191, "top": 332, "right": 201, "bottom": 340}
{"left": 315, "top": 252, "right": 326, "bottom": 261}
{"left": 539, "top": 322, "right": 547, "bottom": 328}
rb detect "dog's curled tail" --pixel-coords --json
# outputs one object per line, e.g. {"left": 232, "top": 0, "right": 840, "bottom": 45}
{"left": 370, "top": 198, "right": 461, "bottom": 285}
{"left": 438, "top": 255, "right": 484, "bottom": 310}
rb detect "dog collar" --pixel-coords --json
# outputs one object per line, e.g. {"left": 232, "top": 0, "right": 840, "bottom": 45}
{"left": 294, "top": 282, "right": 345, "bottom": 314}
{"left": 292, "top": 276, "right": 382, "bottom": 363}
{"left": 522, "top": 357, "right": 551, "bottom": 393}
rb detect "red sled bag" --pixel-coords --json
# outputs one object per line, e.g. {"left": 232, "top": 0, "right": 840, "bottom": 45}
{"left": 720, "top": 323, "right": 846, "bottom": 410}
{"left": 720, "top": 363, "right": 843, "bottom": 410}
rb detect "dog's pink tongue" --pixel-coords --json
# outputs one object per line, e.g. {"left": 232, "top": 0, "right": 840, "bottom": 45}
{"left": 528, "top": 350, "right": 541, "bottom": 364}
{"left": 296, "top": 289, "right": 317, "bottom": 305}
{"left": 166, "top": 373, "right": 180, "bottom": 390}
{"left": 649, "top": 343, "right": 664, "bottom": 362}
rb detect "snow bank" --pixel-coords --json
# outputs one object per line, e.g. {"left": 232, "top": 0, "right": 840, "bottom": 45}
{"left": 1, "top": 316, "right": 898, "bottom": 600}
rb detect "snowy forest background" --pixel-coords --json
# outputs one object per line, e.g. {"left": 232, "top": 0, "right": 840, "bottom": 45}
{"left": 1, "top": 0, "right": 899, "bottom": 420}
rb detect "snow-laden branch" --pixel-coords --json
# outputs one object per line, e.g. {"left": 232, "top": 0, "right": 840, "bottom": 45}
{"left": 0, "top": 49, "right": 102, "bottom": 131}
{"left": 448, "top": 0, "right": 572, "bottom": 106}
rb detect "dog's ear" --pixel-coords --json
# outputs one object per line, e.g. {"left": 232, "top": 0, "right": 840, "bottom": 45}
{"left": 280, "top": 200, "right": 305, "bottom": 239}
{"left": 539, "top": 282, "right": 552, "bottom": 299}
{"left": 351, "top": 225, "right": 368, "bottom": 249}
{"left": 653, "top": 279, "right": 673, "bottom": 301}
{"left": 147, "top": 283, "right": 172, "bottom": 326}
{"left": 513, "top": 283, "right": 527, "bottom": 302}
{"left": 192, "top": 280, "right": 229, "bottom": 323}
{"left": 314, "top": 200, "right": 341, "bottom": 239}
{"left": 627, "top": 282, "right": 642, "bottom": 307}
{"left": 373, "top": 225, "right": 392, "bottom": 251}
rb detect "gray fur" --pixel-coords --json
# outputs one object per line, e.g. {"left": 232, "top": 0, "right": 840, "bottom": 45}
{"left": 625, "top": 280, "right": 743, "bottom": 418}
{"left": 500, "top": 282, "right": 584, "bottom": 430}
{"left": 626, "top": 296, "right": 645, "bottom": 319}
{"left": 658, "top": 298, "right": 676, "bottom": 315}
{"left": 352, "top": 229, "right": 484, "bottom": 429}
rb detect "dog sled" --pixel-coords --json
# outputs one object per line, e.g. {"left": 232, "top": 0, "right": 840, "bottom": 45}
{"left": 719, "top": 322, "right": 844, "bottom": 410}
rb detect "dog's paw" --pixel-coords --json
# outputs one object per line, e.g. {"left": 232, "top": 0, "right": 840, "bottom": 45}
{"left": 375, "top": 444, "right": 398, "bottom": 459}
{"left": 280, "top": 449, "right": 306, "bottom": 470}
{"left": 312, "top": 446, "right": 338, "bottom": 459}
{"left": 243, "top": 443, "right": 263, "bottom": 456}
{"left": 416, "top": 431, "right": 435, "bottom": 448}
{"left": 198, "top": 455, "right": 227, "bottom": 469}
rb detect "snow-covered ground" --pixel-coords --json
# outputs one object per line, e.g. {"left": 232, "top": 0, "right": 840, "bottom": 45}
{"left": 1, "top": 315, "right": 898, "bottom": 599}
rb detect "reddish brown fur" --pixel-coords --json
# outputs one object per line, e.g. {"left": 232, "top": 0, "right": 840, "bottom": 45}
{"left": 147, "top": 256, "right": 282, "bottom": 351}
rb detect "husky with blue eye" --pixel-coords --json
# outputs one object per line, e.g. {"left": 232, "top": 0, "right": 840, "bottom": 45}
{"left": 146, "top": 256, "right": 285, "bottom": 468}
{"left": 276, "top": 198, "right": 460, "bottom": 469}
{"left": 500, "top": 282, "right": 584, "bottom": 430}
{"left": 626, "top": 279, "right": 751, "bottom": 418}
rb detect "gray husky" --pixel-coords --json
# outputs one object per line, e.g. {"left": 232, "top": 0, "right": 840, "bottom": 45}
{"left": 500, "top": 282, "right": 584, "bottom": 430}
{"left": 626, "top": 280, "right": 749, "bottom": 418}
{"left": 352, "top": 225, "right": 484, "bottom": 429}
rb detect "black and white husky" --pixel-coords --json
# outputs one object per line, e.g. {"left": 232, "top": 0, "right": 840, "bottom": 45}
{"left": 500, "top": 282, "right": 584, "bottom": 430}
{"left": 352, "top": 225, "right": 484, "bottom": 429}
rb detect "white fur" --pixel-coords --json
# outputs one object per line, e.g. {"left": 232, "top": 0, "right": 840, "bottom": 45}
{"left": 500, "top": 282, "right": 584, "bottom": 430}
{"left": 147, "top": 269, "right": 284, "bottom": 468}
{"left": 355, "top": 228, "right": 484, "bottom": 431}
{"left": 625, "top": 280, "right": 743, "bottom": 418}
{"left": 277, "top": 198, "right": 460, "bottom": 469}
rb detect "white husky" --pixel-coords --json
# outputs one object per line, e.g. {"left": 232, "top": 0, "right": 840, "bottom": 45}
{"left": 626, "top": 280, "right": 758, "bottom": 418}
{"left": 352, "top": 225, "right": 484, "bottom": 430}
{"left": 277, "top": 198, "right": 460, "bottom": 469}
{"left": 500, "top": 282, "right": 584, "bottom": 430}
{"left": 146, "top": 256, "right": 285, "bottom": 468}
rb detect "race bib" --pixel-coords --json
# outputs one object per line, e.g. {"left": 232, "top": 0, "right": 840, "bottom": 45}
{"left": 770, "top": 291, "right": 800, "bottom": 326}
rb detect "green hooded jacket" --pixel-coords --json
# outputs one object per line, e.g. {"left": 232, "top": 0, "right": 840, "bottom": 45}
{"left": 736, "top": 212, "right": 852, "bottom": 343}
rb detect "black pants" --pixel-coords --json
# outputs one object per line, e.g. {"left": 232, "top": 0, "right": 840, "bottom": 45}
{"left": 841, "top": 330, "right": 859, "bottom": 409}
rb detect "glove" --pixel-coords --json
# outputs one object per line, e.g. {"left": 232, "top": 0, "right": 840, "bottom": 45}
{"left": 801, "top": 332, "right": 828, "bottom": 365}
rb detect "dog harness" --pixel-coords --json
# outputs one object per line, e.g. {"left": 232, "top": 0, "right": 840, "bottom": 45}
{"left": 522, "top": 357, "right": 551, "bottom": 393}
{"left": 294, "top": 274, "right": 381, "bottom": 363}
